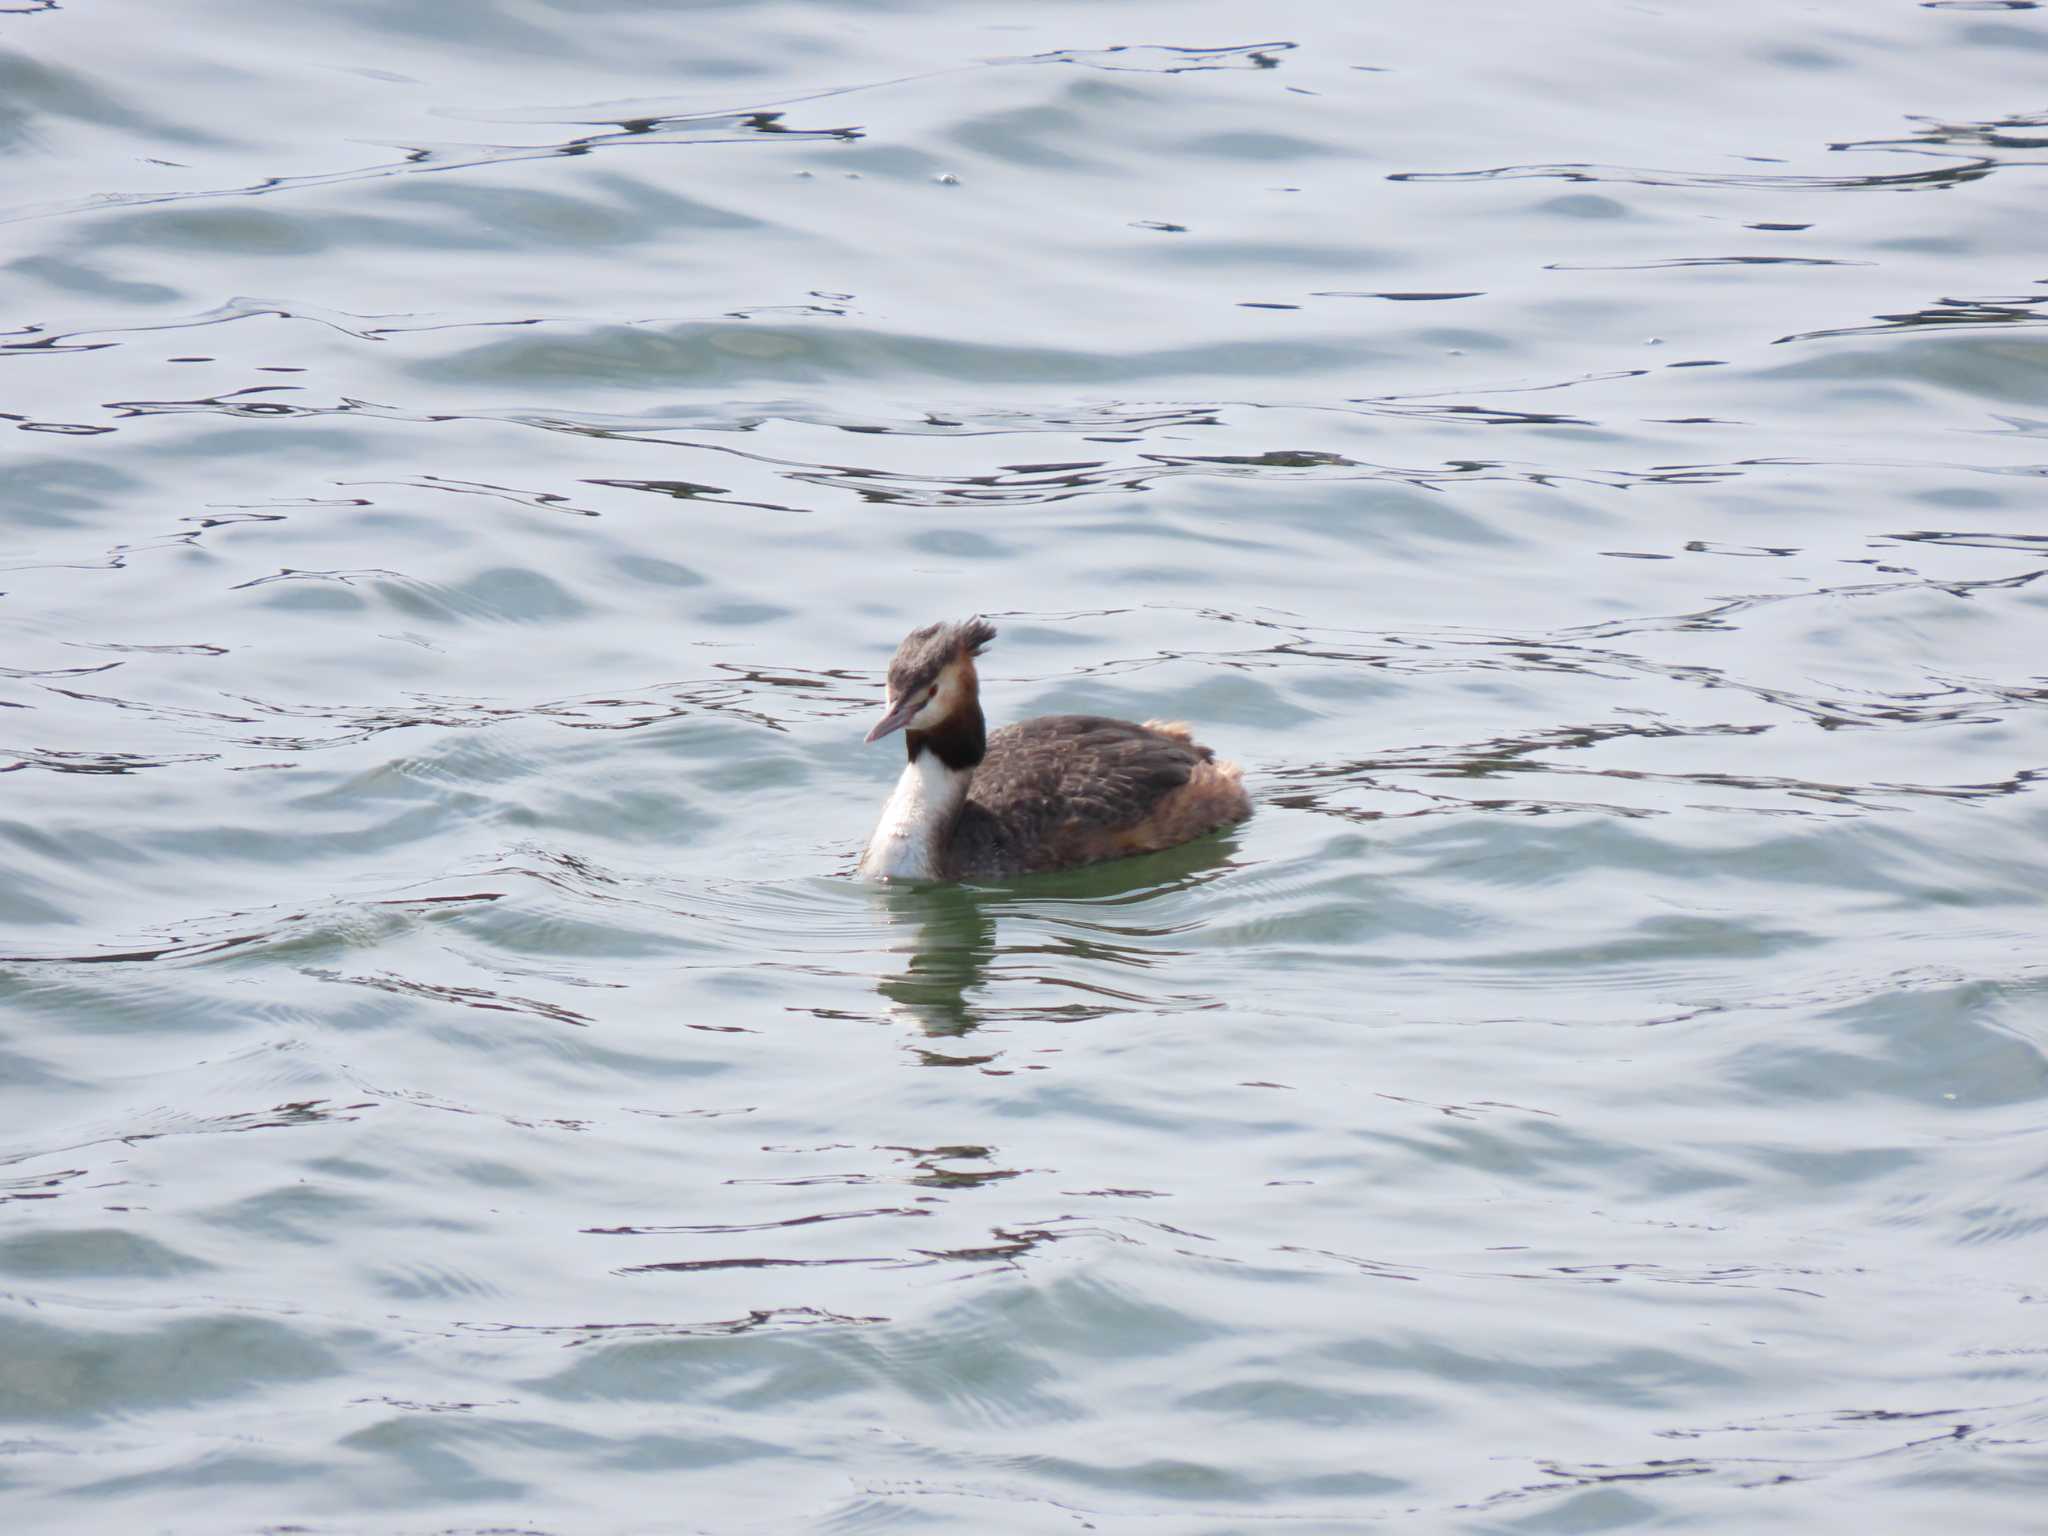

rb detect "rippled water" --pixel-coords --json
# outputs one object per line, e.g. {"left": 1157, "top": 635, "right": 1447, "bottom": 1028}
{"left": 5, "top": 2, "right": 2046, "bottom": 1530}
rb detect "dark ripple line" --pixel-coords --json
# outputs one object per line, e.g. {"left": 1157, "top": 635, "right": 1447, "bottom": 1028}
{"left": 303, "top": 966, "right": 592, "bottom": 1028}
{"left": 1, "top": 297, "right": 556, "bottom": 358}
{"left": 0, "top": 109, "right": 862, "bottom": 228}
{"left": 0, "top": 1099, "right": 375, "bottom": 1168}
{"left": 0, "top": 1169, "right": 86, "bottom": 1202}
{"left": 1777, "top": 292, "right": 2048, "bottom": 344}
{"left": 1274, "top": 718, "right": 2041, "bottom": 818}
{"left": 1549, "top": 256, "right": 1874, "bottom": 271}
{"left": 622, "top": 1255, "right": 898, "bottom": 1274}
{"left": 455, "top": 1305, "right": 888, "bottom": 1346}
{"left": 1837, "top": 106, "right": 2048, "bottom": 156}
{"left": 1020, "top": 41, "right": 1294, "bottom": 74}
{"left": 0, "top": 745, "right": 221, "bottom": 776}
{"left": 1466, "top": 1397, "right": 2043, "bottom": 1517}
{"left": 585, "top": 1206, "right": 932, "bottom": 1235}
{"left": 1560, "top": 565, "right": 2045, "bottom": 640}
{"left": 0, "top": 892, "right": 501, "bottom": 966}
{"left": 1391, "top": 154, "right": 1999, "bottom": 193}
{"left": 1288, "top": 1244, "right": 1838, "bottom": 1296}
{"left": 22, "top": 670, "right": 857, "bottom": 758}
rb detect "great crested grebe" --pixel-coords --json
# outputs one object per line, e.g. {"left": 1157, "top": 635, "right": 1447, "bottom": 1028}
{"left": 857, "top": 618, "right": 1251, "bottom": 881}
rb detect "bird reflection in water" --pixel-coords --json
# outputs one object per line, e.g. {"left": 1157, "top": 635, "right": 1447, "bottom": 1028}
{"left": 865, "top": 836, "right": 1249, "bottom": 1058}
{"left": 870, "top": 882, "right": 1001, "bottom": 1043}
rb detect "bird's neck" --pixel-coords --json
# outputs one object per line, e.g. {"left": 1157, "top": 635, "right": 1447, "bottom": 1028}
{"left": 858, "top": 697, "right": 988, "bottom": 882}
{"left": 860, "top": 741, "right": 976, "bottom": 881}
{"left": 906, "top": 698, "right": 986, "bottom": 771}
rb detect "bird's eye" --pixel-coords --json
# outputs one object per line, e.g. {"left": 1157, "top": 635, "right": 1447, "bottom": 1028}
{"left": 926, "top": 687, "right": 938, "bottom": 702}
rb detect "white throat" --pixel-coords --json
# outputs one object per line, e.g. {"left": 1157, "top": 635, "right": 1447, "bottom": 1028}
{"left": 859, "top": 749, "right": 973, "bottom": 881}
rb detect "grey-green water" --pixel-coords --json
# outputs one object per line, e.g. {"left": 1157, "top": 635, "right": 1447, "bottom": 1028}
{"left": 4, "top": 2, "right": 2046, "bottom": 1531}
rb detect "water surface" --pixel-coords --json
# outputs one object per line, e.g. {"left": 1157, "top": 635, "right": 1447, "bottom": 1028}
{"left": 3, "top": 2, "right": 2046, "bottom": 1531}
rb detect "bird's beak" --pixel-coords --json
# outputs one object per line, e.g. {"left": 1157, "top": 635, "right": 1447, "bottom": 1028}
{"left": 864, "top": 694, "right": 919, "bottom": 743}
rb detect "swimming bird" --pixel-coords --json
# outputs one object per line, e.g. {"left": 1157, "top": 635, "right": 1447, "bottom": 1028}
{"left": 857, "top": 618, "right": 1251, "bottom": 881}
